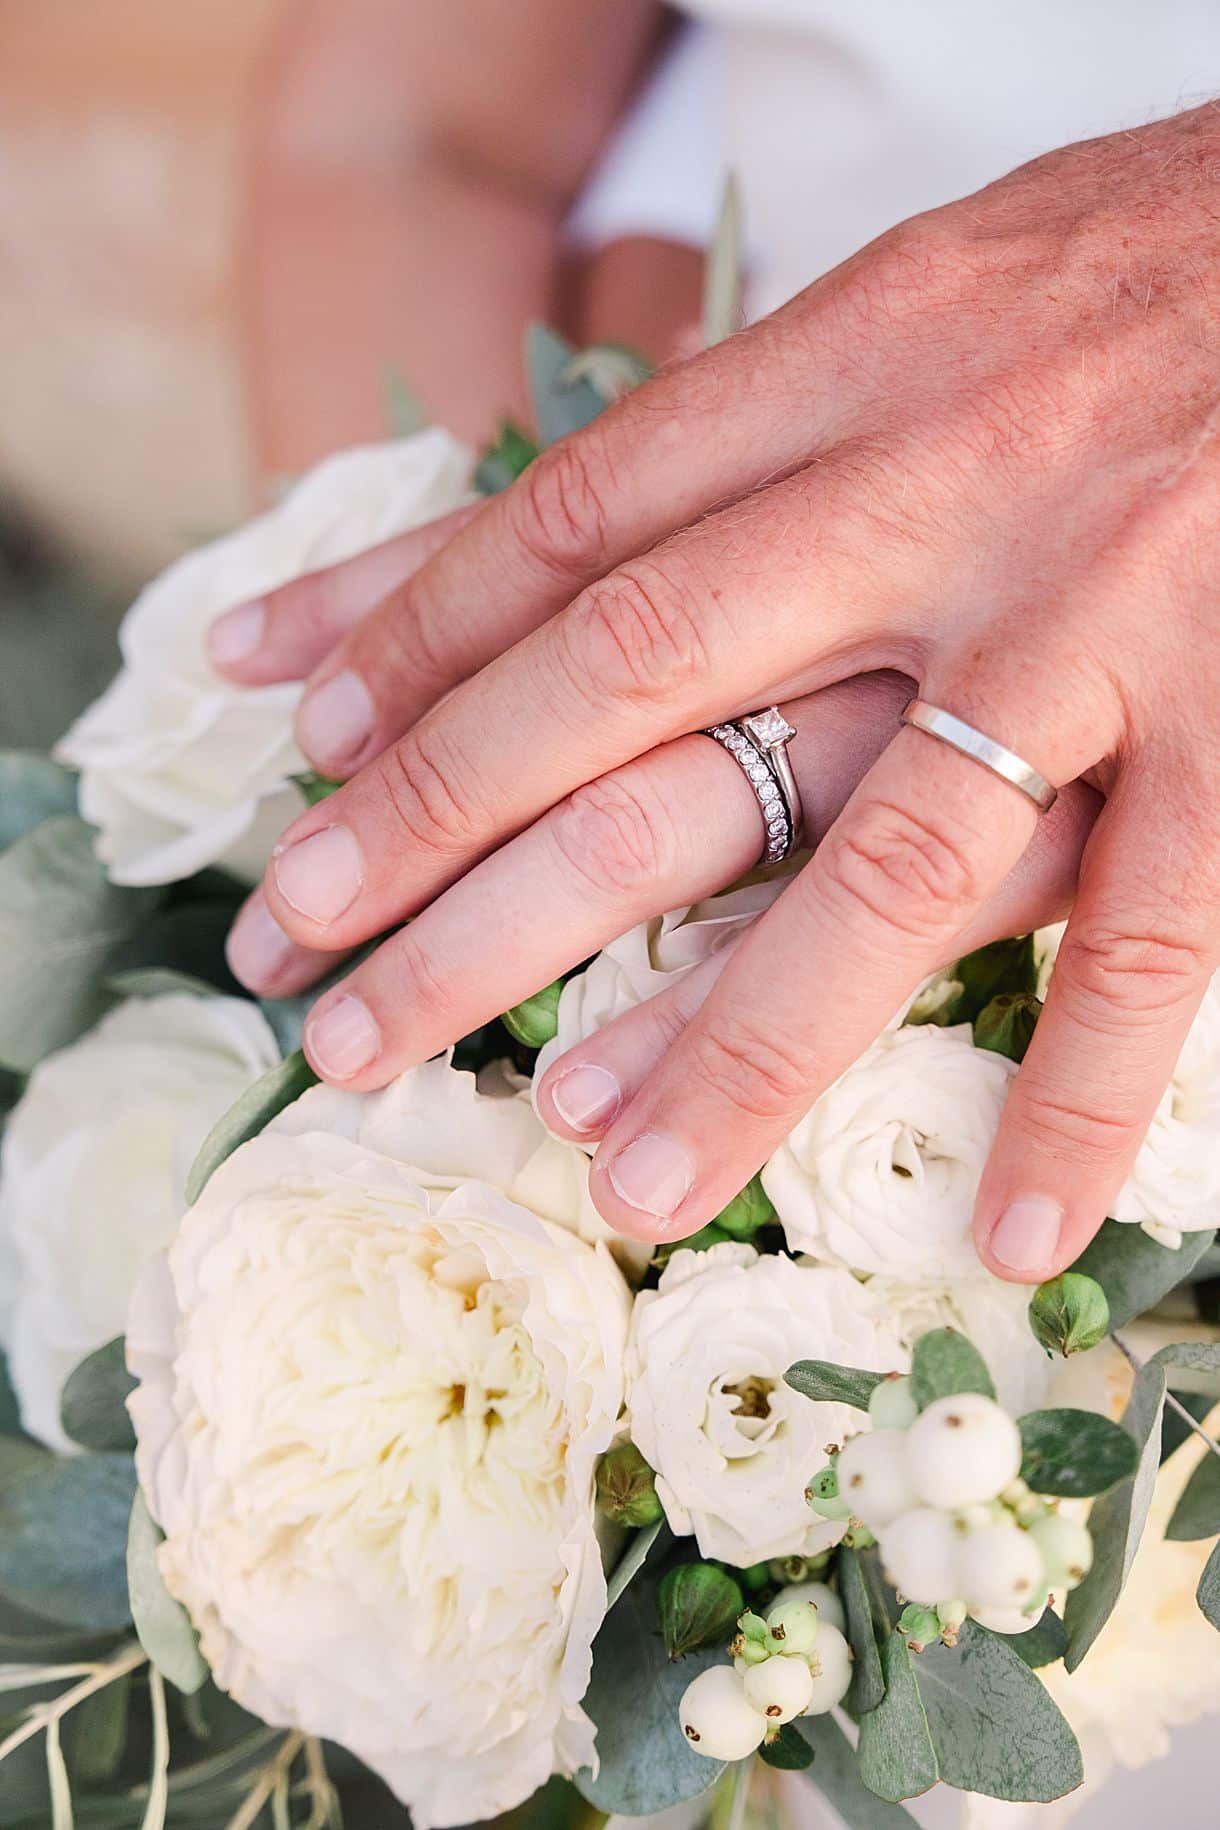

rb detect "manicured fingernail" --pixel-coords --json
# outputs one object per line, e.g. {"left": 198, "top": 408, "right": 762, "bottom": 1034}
{"left": 225, "top": 896, "right": 298, "bottom": 988}
{"left": 305, "top": 994, "right": 380, "bottom": 1079}
{"left": 297, "top": 669, "right": 375, "bottom": 767}
{"left": 550, "top": 1063, "right": 621, "bottom": 1133}
{"left": 273, "top": 824, "right": 364, "bottom": 925}
{"left": 608, "top": 1133, "right": 695, "bottom": 1221}
{"left": 207, "top": 600, "right": 265, "bottom": 666}
{"left": 988, "top": 1197, "right": 1064, "bottom": 1275}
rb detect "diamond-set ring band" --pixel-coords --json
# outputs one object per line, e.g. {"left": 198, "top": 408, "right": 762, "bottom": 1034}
{"left": 702, "top": 708, "right": 805, "bottom": 867}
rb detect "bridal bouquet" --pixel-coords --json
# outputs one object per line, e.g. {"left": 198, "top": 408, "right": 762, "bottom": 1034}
{"left": 2, "top": 297, "right": 1220, "bottom": 1830}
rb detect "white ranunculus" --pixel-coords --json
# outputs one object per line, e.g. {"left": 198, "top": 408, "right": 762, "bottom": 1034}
{"left": 1112, "top": 974, "right": 1220, "bottom": 1246}
{"left": 763, "top": 1025, "right": 1015, "bottom": 1280}
{"left": 56, "top": 432, "right": 475, "bottom": 887}
{"left": 127, "top": 1057, "right": 631, "bottom": 1829}
{"left": 625, "top": 1243, "right": 906, "bottom": 1565}
{"left": 0, "top": 993, "right": 278, "bottom": 1449}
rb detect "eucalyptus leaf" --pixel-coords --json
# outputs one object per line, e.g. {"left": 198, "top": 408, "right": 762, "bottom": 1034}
{"left": 475, "top": 420, "right": 540, "bottom": 495}
{"left": 0, "top": 1453, "right": 136, "bottom": 1630}
{"left": 527, "top": 325, "right": 607, "bottom": 447}
{"left": 996, "top": 1605, "right": 1067, "bottom": 1669}
{"left": 0, "top": 816, "right": 163, "bottom": 1071}
{"left": 106, "top": 901, "right": 240, "bottom": 994}
{"left": 65, "top": 1670, "right": 131, "bottom": 1782}
{"left": 59, "top": 1338, "right": 136, "bottom": 1454}
{"left": 1161, "top": 1390, "right": 1215, "bottom": 1463}
{"left": 910, "top": 1329, "right": 995, "bottom": 1409}
{"left": 702, "top": 174, "right": 743, "bottom": 347}
{"left": 795, "top": 1714, "right": 919, "bottom": 1827}
{"left": 857, "top": 1631, "right": 938, "bottom": 1801}
{"left": 1197, "top": 1539, "right": 1220, "bottom": 1630}
{"left": 758, "top": 1722, "right": 815, "bottom": 1769}
{"left": 1166, "top": 1448, "right": 1220, "bottom": 1540}
{"left": 605, "top": 1519, "right": 664, "bottom": 1611}
{"left": 949, "top": 934, "right": 1036, "bottom": 1021}
{"left": 185, "top": 1049, "right": 319, "bottom": 1206}
{"left": 785, "top": 1360, "right": 884, "bottom": 1411}
{"left": 839, "top": 1546, "right": 885, "bottom": 1715}
{"left": 1071, "top": 1221, "right": 1215, "bottom": 1330}
{"left": 127, "top": 1489, "right": 208, "bottom": 1694}
{"left": 1018, "top": 1408, "right": 1137, "bottom": 1498}
{"left": 0, "top": 752, "right": 77, "bottom": 852}
{"left": 915, "top": 1620, "right": 1082, "bottom": 1801}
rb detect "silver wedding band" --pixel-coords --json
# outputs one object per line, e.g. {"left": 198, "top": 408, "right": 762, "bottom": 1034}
{"left": 901, "top": 699, "right": 1057, "bottom": 813}
{"left": 702, "top": 708, "right": 806, "bottom": 866}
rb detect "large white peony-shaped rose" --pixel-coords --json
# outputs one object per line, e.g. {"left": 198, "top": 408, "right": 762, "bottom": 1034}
{"left": 57, "top": 431, "right": 474, "bottom": 886}
{"left": 127, "top": 1057, "right": 631, "bottom": 1829}
{"left": 625, "top": 1243, "right": 906, "bottom": 1565}
{"left": 1112, "top": 973, "right": 1220, "bottom": 1245}
{"left": 0, "top": 992, "right": 279, "bottom": 1449}
{"left": 763, "top": 1024, "right": 1015, "bottom": 1280}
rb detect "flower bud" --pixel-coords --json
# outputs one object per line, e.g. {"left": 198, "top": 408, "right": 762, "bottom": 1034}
{"left": 712, "top": 1173, "right": 777, "bottom": 1241}
{"left": 739, "top": 1610, "right": 770, "bottom": 1644}
{"left": 868, "top": 1374, "right": 919, "bottom": 1431}
{"left": 1028, "top": 1273, "right": 1110, "bottom": 1358}
{"left": 973, "top": 992, "right": 1041, "bottom": 1062}
{"left": 658, "top": 1563, "right": 744, "bottom": 1661}
{"left": 679, "top": 1665, "right": 768, "bottom": 1761}
{"left": 595, "top": 1443, "right": 664, "bottom": 1528}
{"left": 501, "top": 979, "right": 564, "bottom": 1049}
{"left": 743, "top": 1653, "right": 815, "bottom": 1724}
{"left": 805, "top": 1464, "right": 852, "bottom": 1522}
{"left": 764, "top": 1599, "right": 819, "bottom": 1657}
{"left": 739, "top": 1561, "right": 772, "bottom": 1593}
{"left": 898, "top": 1603, "right": 942, "bottom": 1651}
{"left": 936, "top": 1599, "right": 967, "bottom": 1633}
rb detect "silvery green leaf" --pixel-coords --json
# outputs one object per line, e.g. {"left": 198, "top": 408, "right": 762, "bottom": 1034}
{"left": 1070, "top": 1221, "right": 1215, "bottom": 1329}
{"left": 1197, "top": 1540, "right": 1220, "bottom": 1630}
{"left": 526, "top": 324, "right": 606, "bottom": 447}
{"left": 996, "top": 1605, "right": 1067, "bottom": 1669}
{"left": 839, "top": 1546, "right": 885, "bottom": 1714}
{"left": 915, "top": 1620, "right": 1082, "bottom": 1801}
{"left": 0, "top": 752, "right": 77, "bottom": 852}
{"left": 127, "top": 1488, "right": 208, "bottom": 1696}
{"left": 1017, "top": 1408, "right": 1137, "bottom": 1498}
{"left": 64, "top": 1669, "right": 132, "bottom": 1783}
{"left": 0, "top": 816, "right": 163, "bottom": 1071}
{"left": 59, "top": 1339, "right": 136, "bottom": 1454}
{"left": 185, "top": 1049, "right": 318, "bottom": 1206}
{"left": 0, "top": 1452, "right": 136, "bottom": 1630}
{"left": 759, "top": 1722, "right": 814, "bottom": 1769}
{"left": 910, "top": 1328, "right": 995, "bottom": 1409}
{"left": 605, "top": 1519, "right": 664, "bottom": 1611}
{"left": 784, "top": 1359, "right": 884, "bottom": 1411}
{"left": 702, "top": 174, "right": 743, "bottom": 347}
{"left": 796, "top": 1714, "right": 919, "bottom": 1826}
{"left": 857, "top": 1631, "right": 938, "bottom": 1801}
{"left": 1167, "top": 1448, "right": 1220, "bottom": 1540}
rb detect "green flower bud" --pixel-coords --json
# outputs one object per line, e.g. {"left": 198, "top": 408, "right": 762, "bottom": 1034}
{"left": 501, "top": 979, "right": 564, "bottom": 1049}
{"left": 898, "top": 1603, "right": 942, "bottom": 1651}
{"left": 657, "top": 1563, "right": 744, "bottom": 1661}
{"left": 764, "top": 1598, "right": 820, "bottom": 1657}
{"left": 739, "top": 1610, "right": 770, "bottom": 1644}
{"left": 840, "top": 1523, "right": 877, "bottom": 1550}
{"left": 651, "top": 1222, "right": 733, "bottom": 1269}
{"left": 973, "top": 992, "right": 1042, "bottom": 1062}
{"left": 731, "top": 1635, "right": 772, "bottom": 1667}
{"left": 937, "top": 1599, "right": 968, "bottom": 1633}
{"left": 712, "top": 1174, "right": 777, "bottom": 1241}
{"left": 768, "top": 1553, "right": 830, "bottom": 1586}
{"left": 805, "top": 1464, "right": 853, "bottom": 1522}
{"left": 739, "top": 1561, "right": 772, "bottom": 1593}
{"left": 595, "top": 1443, "right": 664, "bottom": 1528}
{"left": 1028, "top": 1272, "right": 1110, "bottom": 1357}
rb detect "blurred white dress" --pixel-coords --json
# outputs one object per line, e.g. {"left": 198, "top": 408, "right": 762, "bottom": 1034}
{"left": 571, "top": 0, "right": 1220, "bottom": 315}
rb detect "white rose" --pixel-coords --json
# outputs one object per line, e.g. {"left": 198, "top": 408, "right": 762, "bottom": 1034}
{"left": 1112, "top": 973, "right": 1220, "bottom": 1246}
{"left": 763, "top": 1025, "right": 1015, "bottom": 1279}
{"left": 56, "top": 431, "right": 474, "bottom": 886}
{"left": 127, "top": 1057, "right": 631, "bottom": 1830}
{"left": 0, "top": 992, "right": 278, "bottom": 1449}
{"left": 867, "top": 1273, "right": 1052, "bottom": 1418}
{"left": 625, "top": 1243, "right": 906, "bottom": 1565}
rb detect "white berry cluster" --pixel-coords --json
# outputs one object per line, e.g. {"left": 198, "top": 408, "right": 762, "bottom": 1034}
{"left": 678, "top": 1583, "right": 852, "bottom": 1761}
{"left": 807, "top": 1376, "right": 1093, "bottom": 1635}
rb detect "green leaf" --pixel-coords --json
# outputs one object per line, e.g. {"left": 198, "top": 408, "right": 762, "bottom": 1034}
{"left": 383, "top": 367, "right": 428, "bottom": 437}
{"left": 995, "top": 1605, "right": 1067, "bottom": 1669}
{"left": 526, "top": 325, "right": 607, "bottom": 447}
{"left": 838, "top": 1547, "right": 885, "bottom": 1715}
{"left": 1197, "top": 1540, "right": 1220, "bottom": 1630}
{"left": 474, "top": 419, "right": 540, "bottom": 495}
{"left": 1161, "top": 1390, "right": 1214, "bottom": 1463}
{"left": 59, "top": 1339, "right": 136, "bottom": 1454}
{"left": 292, "top": 771, "right": 342, "bottom": 809}
{"left": 127, "top": 1489, "right": 208, "bottom": 1694}
{"left": 785, "top": 1360, "right": 885, "bottom": 1411}
{"left": 713, "top": 1174, "right": 776, "bottom": 1241}
{"left": 857, "top": 1631, "right": 938, "bottom": 1801}
{"left": 0, "top": 816, "right": 163, "bottom": 1071}
{"left": 1071, "top": 1221, "right": 1215, "bottom": 1330}
{"left": 657, "top": 1563, "right": 742, "bottom": 1659}
{"left": 910, "top": 1329, "right": 995, "bottom": 1409}
{"left": 950, "top": 935, "right": 1037, "bottom": 1022}
{"left": 759, "top": 1722, "right": 815, "bottom": 1770}
{"left": 0, "top": 1453, "right": 136, "bottom": 1629}
{"left": 0, "top": 752, "right": 77, "bottom": 852}
{"left": 915, "top": 1619, "right": 1083, "bottom": 1801}
{"left": 605, "top": 1519, "right": 664, "bottom": 1613}
{"left": 973, "top": 992, "right": 1040, "bottom": 1062}
{"left": 1166, "top": 1447, "right": 1220, "bottom": 1540}
{"left": 185, "top": 1049, "right": 318, "bottom": 1206}
{"left": 573, "top": 1558, "right": 723, "bottom": 1814}
{"left": 795, "top": 1714, "right": 919, "bottom": 1827}
{"left": 501, "top": 979, "right": 563, "bottom": 1049}
{"left": 1018, "top": 1408, "right": 1137, "bottom": 1498}
{"left": 702, "top": 173, "right": 744, "bottom": 347}
{"left": 64, "top": 1669, "right": 131, "bottom": 1782}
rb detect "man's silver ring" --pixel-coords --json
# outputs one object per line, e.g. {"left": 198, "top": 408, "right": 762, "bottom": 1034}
{"left": 702, "top": 708, "right": 806, "bottom": 867}
{"left": 901, "top": 699, "right": 1057, "bottom": 813}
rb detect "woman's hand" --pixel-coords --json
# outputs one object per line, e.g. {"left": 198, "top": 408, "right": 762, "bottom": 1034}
{"left": 213, "top": 103, "right": 1220, "bottom": 1280}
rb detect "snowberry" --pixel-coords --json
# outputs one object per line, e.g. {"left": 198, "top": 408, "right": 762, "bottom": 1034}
{"left": 836, "top": 1429, "right": 919, "bottom": 1532}
{"left": 957, "top": 1521, "right": 1046, "bottom": 1614}
{"left": 805, "top": 1464, "right": 853, "bottom": 1522}
{"left": 882, "top": 1508, "right": 962, "bottom": 1606}
{"left": 770, "top": 1579, "right": 846, "bottom": 1635}
{"left": 906, "top": 1393, "right": 1022, "bottom": 1509}
{"left": 764, "top": 1598, "right": 820, "bottom": 1657}
{"left": 1030, "top": 1512, "right": 1094, "bottom": 1589}
{"left": 679, "top": 1665, "right": 768, "bottom": 1761}
{"left": 869, "top": 1375, "right": 919, "bottom": 1431}
{"left": 803, "top": 1622, "right": 853, "bottom": 1714}
{"left": 743, "top": 1654, "right": 815, "bottom": 1724}
{"left": 970, "top": 1603, "right": 1038, "bottom": 1636}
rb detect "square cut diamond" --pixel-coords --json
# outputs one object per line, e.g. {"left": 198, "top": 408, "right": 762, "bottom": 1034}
{"left": 743, "top": 709, "right": 796, "bottom": 750}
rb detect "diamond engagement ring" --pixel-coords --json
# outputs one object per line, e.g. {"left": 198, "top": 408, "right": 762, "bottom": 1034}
{"left": 901, "top": 700, "right": 1058, "bottom": 814}
{"left": 702, "top": 707, "right": 806, "bottom": 867}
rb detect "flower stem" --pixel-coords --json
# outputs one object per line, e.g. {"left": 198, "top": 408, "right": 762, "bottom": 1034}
{"left": 224, "top": 1733, "right": 305, "bottom": 1830}
{"left": 726, "top": 1757, "right": 754, "bottom": 1830}
{"left": 0, "top": 1641, "right": 147, "bottom": 1767}
{"left": 1111, "top": 1331, "right": 1220, "bottom": 1465}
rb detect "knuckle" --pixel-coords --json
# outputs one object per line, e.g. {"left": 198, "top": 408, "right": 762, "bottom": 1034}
{"left": 817, "top": 799, "right": 982, "bottom": 944}
{"left": 510, "top": 435, "right": 612, "bottom": 576}
{"left": 377, "top": 728, "right": 486, "bottom": 858}
{"left": 569, "top": 563, "right": 709, "bottom": 705}
{"left": 685, "top": 1013, "right": 816, "bottom": 1124}
{"left": 389, "top": 940, "right": 453, "bottom": 1028}
{"left": 549, "top": 774, "right": 672, "bottom": 901}
{"left": 1014, "top": 1083, "right": 1138, "bottom": 1165}
{"left": 1056, "top": 924, "right": 1210, "bottom": 1028}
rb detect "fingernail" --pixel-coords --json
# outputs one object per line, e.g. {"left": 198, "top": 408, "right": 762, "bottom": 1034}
{"left": 297, "top": 669, "right": 375, "bottom": 767}
{"left": 305, "top": 994, "right": 380, "bottom": 1080}
{"left": 273, "top": 824, "right": 364, "bottom": 925}
{"left": 550, "top": 1063, "right": 622, "bottom": 1134}
{"left": 607, "top": 1132, "right": 695, "bottom": 1222}
{"left": 226, "top": 896, "right": 298, "bottom": 988}
{"left": 988, "top": 1196, "right": 1064, "bottom": 1275}
{"left": 207, "top": 600, "right": 265, "bottom": 666}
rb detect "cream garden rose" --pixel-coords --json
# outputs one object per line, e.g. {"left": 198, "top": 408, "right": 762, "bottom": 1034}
{"left": 0, "top": 991, "right": 278, "bottom": 1449}
{"left": 1111, "top": 973, "right": 1220, "bottom": 1245}
{"left": 57, "top": 431, "right": 474, "bottom": 886}
{"left": 127, "top": 1057, "right": 631, "bottom": 1830}
{"left": 763, "top": 1024, "right": 1016, "bottom": 1280}
{"left": 625, "top": 1243, "right": 906, "bottom": 1565}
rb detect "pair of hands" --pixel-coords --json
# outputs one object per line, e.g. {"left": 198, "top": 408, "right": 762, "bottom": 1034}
{"left": 212, "top": 102, "right": 1220, "bottom": 1282}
